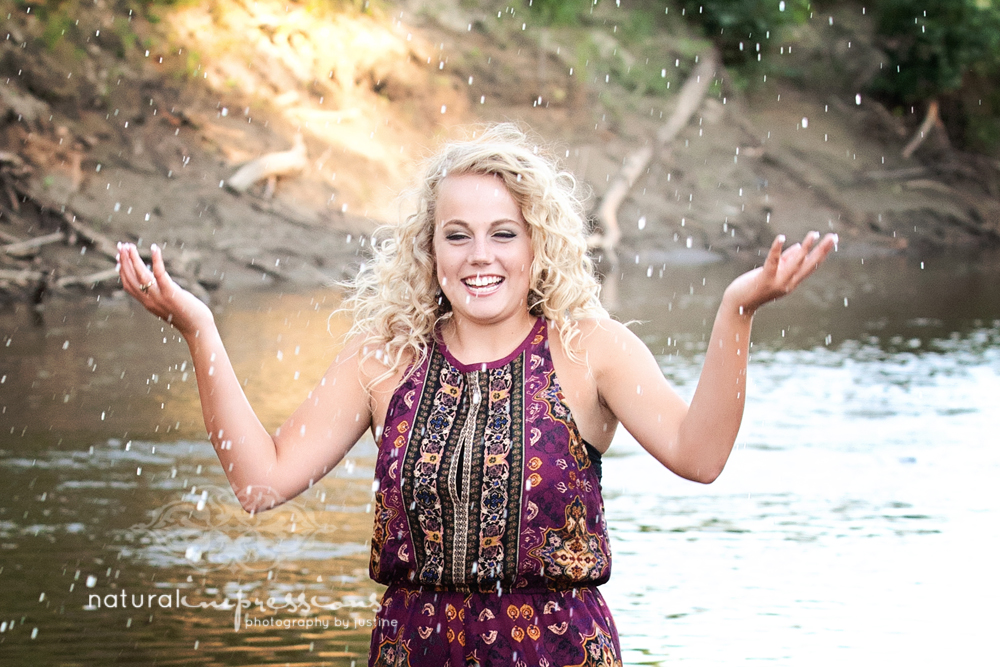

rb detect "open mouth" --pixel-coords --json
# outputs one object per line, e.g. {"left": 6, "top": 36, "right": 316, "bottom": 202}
{"left": 462, "top": 274, "right": 504, "bottom": 294}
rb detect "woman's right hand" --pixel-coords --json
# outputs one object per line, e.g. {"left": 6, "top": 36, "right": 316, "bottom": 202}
{"left": 117, "top": 242, "right": 214, "bottom": 339}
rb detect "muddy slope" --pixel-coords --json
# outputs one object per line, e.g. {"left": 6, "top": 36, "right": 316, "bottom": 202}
{"left": 2, "top": 0, "right": 997, "bottom": 305}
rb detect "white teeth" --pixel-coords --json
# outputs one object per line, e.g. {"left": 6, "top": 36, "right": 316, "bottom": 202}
{"left": 464, "top": 276, "right": 502, "bottom": 288}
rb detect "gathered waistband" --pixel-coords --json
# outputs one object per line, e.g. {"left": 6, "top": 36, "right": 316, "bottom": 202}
{"left": 382, "top": 580, "right": 603, "bottom": 597}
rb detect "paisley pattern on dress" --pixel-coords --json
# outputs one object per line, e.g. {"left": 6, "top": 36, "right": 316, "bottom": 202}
{"left": 368, "top": 318, "right": 620, "bottom": 666}
{"left": 569, "top": 625, "right": 624, "bottom": 667}
{"left": 370, "top": 626, "right": 413, "bottom": 667}
{"left": 369, "top": 489, "right": 396, "bottom": 580}
{"left": 529, "top": 496, "right": 609, "bottom": 581}
{"left": 370, "top": 584, "right": 622, "bottom": 667}
{"left": 536, "top": 369, "right": 591, "bottom": 472}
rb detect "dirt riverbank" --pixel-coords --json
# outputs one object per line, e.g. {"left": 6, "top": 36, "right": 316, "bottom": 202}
{"left": 2, "top": 0, "right": 998, "bottom": 307}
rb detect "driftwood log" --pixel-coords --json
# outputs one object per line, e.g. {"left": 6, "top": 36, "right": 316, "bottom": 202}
{"left": 1, "top": 231, "right": 64, "bottom": 258}
{"left": 226, "top": 134, "right": 307, "bottom": 194}
{"left": 902, "top": 100, "right": 943, "bottom": 159}
{"left": 590, "top": 50, "right": 719, "bottom": 250}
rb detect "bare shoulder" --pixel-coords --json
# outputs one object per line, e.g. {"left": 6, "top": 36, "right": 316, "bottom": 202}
{"left": 339, "top": 337, "right": 412, "bottom": 393}
{"left": 568, "top": 318, "right": 644, "bottom": 360}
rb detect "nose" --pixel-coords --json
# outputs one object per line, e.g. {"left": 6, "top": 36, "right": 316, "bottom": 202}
{"left": 469, "top": 234, "right": 493, "bottom": 264}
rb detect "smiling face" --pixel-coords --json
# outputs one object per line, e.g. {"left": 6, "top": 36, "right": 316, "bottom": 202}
{"left": 433, "top": 172, "right": 534, "bottom": 329}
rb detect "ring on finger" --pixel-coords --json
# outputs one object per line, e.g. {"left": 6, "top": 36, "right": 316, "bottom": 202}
{"left": 139, "top": 280, "right": 155, "bottom": 293}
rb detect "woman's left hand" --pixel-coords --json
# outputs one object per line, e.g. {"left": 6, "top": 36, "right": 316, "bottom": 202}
{"left": 724, "top": 231, "right": 837, "bottom": 316}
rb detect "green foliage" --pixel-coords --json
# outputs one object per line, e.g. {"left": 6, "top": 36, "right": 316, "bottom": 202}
{"left": 869, "top": 0, "right": 1000, "bottom": 103}
{"left": 965, "top": 113, "right": 1000, "bottom": 153}
{"left": 40, "top": 9, "right": 78, "bottom": 49}
{"left": 678, "top": 0, "right": 811, "bottom": 66}
{"left": 530, "top": 0, "right": 588, "bottom": 25}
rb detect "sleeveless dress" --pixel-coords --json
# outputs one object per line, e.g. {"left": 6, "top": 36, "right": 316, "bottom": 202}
{"left": 368, "top": 318, "right": 623, "bottom": 667}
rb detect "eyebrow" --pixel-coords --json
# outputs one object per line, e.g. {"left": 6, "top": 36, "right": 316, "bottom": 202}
{"left": 439, "top": 218, "right": 523, "bottom": 228}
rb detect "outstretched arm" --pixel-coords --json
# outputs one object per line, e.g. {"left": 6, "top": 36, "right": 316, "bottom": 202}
{"left": 592, "top": 231, "right": 836, "bottom": 483}
{"left": 118, "top": 243, "right": 372, "bottom": 511}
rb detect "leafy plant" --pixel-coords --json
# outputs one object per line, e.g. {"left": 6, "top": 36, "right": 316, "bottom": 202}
{"left": 530, "top": 0, "right": 589, "bottom": 25}
{"left": 869, "top": 0, "right": 1000, "bottom": 104}
{"left": 678, "top": 0, "right": 811, "bottom": 66}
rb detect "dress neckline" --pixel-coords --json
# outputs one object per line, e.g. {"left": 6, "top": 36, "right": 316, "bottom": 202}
{"left": 437, "top": 317, "right": 544, "bottom": 373}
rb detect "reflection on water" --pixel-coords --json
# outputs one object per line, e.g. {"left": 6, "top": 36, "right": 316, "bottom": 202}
{"left": 1, "top": 253, "right": 998, "bottom": 664}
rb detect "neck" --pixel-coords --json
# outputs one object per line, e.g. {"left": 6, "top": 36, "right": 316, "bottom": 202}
{"left": 443, "top": 313, "right": 538, "bottom": 364}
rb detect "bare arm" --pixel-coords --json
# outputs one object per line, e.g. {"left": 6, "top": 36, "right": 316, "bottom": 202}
{"left": 118, "top": 243, "right": 372, "bottom": 511}
{"left": 593, "top": 232, "right": 836, "bottom": 483}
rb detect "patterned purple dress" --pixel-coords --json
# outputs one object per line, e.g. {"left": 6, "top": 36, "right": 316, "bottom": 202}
{"left": 368, "top": 318, "right": 622, "bottom": 667}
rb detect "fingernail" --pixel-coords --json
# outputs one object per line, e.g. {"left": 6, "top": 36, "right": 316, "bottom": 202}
{"left": 151, "top": 243, "right": 159, "bottom": 252}
{"left": 777, "top": 235, "right": 786, "bottom": 243}
{"left": 117, "top": 241, "right": 122, "bottom": 249}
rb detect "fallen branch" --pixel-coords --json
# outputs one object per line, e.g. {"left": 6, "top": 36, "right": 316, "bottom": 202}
{"left": 1, "top": 231, "right": 64, "bottom": 258}
{"left": 590, "top": 50, "right": 718, "bottom": 249}
{"left": 858, "top": 167, "right": 931, "bottom": 183}
{"left": 902, "top": 178, "right": 957, "bottom": 195}
{"left": 902, "top": 100, "right": 939, "bottom": 159}
{"left": 226, "top": 134, "right": 307, "bottom": 194}
{"left": 55, "top": 267, "right": 120, "bottom": 288}
{"left": 0, "top": 268, "right": 46, "bottom": 284}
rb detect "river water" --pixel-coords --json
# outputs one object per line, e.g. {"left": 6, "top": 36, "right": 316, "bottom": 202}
{"left": 1, "top": 250, "right": 998, "bottom": 665}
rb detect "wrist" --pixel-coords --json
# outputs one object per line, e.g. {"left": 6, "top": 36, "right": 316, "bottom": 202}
{"left": 179, "top": 308, "right": 217, "bottom": 346}
{"left": 720, "top": 287, "right": 757, "bottom": 320}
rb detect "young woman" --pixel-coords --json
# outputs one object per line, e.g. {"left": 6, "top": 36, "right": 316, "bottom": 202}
{"left": 117, "top": 124, "right": 835, "bottom": 666}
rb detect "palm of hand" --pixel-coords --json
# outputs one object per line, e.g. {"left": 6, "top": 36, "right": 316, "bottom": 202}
{"left": 725, "top": 232, "right": 837, "bottom": 315}
{"left": 117, "top": 242, "right": 213, "bottom": 337}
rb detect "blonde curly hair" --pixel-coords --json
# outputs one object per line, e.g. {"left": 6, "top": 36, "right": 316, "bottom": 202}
{"left": 340, "top": 123, "right": 607, "bottom": 384}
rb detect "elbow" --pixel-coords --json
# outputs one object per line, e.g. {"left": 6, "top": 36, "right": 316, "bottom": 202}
{"left": 238, "top": 497, "right": 285, "bottom": 515}
{"left": 235, "top": 485, "right": 287, "bottom": 514}
{"left": 659, "top": 457, "right": 724, "bottom": 484}
{"left": 682, "top": 459, "right": 726, "bottom": 484}
{"left": 690, "top": 466, "right": 723, "bottom": 484}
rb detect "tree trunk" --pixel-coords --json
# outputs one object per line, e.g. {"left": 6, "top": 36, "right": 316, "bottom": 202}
{"left": 590, "top": 49, "right": 718, "bottom": 250}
